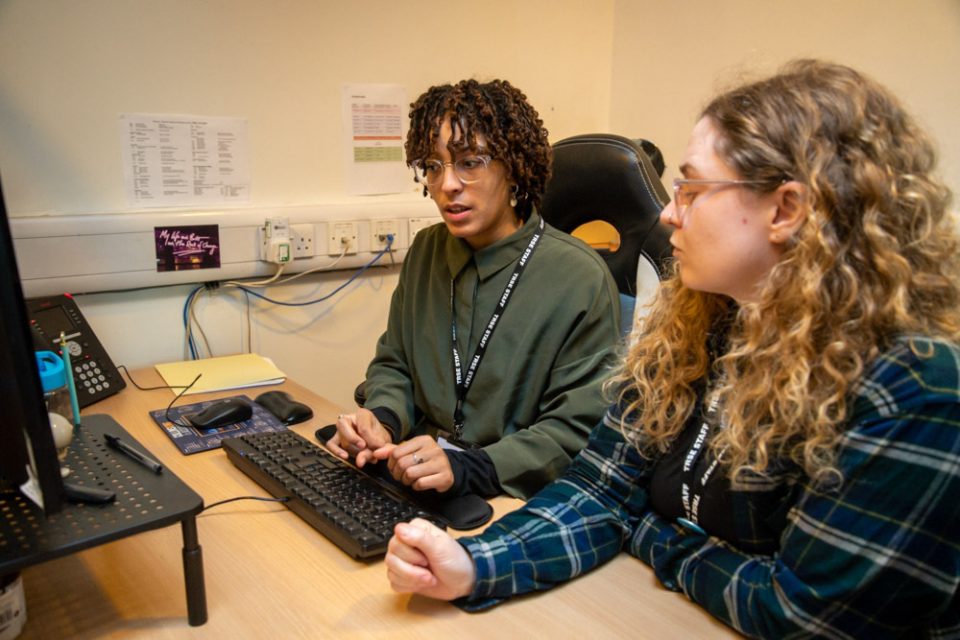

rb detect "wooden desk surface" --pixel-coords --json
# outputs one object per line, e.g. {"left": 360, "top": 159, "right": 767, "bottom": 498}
{"left": 17, "top": 369, "right": 738, "bottom": 639}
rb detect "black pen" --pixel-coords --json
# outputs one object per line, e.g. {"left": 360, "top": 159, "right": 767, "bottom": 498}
{"left": 104, "top": 433, "right": 163, "bottom": 474}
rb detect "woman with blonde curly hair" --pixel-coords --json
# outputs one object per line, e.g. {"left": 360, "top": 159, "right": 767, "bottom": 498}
{"left": 384, "top": 60, "right": 960, "bottom": 637}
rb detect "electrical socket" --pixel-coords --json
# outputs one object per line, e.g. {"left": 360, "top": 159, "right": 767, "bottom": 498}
{"left": 408, "top": 217, "right": 436, "bottom": 243}
{"left": 291, "top": 223, "right": 315, "bottom": 258}
{"left": 328, "top": 221, "right": 358, "bottom": 255}
{"left": 371, "top": 219, "right": 401, "bottom": 251}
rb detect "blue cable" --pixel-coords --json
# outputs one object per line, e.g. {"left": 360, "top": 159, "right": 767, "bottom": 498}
{"left": 181, "top": 238, "right": 395, "bottom": 358}
{"left": 182, "top": 284, "right": 204, "bottom": 359}
{"left": 233, "top": 237, "right": 394, "bottom": 306}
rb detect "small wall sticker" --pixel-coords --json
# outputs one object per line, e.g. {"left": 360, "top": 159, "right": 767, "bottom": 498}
{"left": 155, "top": 225, "right": 221, "bottom": 272}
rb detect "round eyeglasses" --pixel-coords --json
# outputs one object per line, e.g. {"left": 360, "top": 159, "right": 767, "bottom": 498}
{"left": 672, "top": 178, "right": 768, "bottom": 222}
{"left": 412, "top": 155, "right": 492, "bottom": 187}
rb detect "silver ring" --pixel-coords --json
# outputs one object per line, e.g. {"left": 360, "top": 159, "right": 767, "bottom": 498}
{"left": 412, "top": 453, "right": 423, "bottom": 465}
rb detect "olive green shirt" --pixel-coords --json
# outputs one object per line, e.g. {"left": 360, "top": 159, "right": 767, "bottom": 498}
{"left": 364, "top": 211, "right": 621, "bottom": 499}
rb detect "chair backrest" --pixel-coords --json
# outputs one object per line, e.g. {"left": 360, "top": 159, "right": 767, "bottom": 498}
{"left": 539, "top": 133, "right": 673, "bottom": 327}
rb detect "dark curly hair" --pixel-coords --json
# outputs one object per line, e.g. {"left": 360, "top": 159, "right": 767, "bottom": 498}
{"left": 405, "top": 79, "right": 551, "bottom": 221}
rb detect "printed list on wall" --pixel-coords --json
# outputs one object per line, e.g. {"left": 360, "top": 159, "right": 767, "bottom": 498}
{"left": 342, "top": 84, "right": 410, "bottom": 195}
{"left": 119, "top": 114, "right": 251, "bottom": 207}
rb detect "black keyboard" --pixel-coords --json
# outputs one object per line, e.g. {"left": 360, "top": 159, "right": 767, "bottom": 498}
{"left": 221, "top": 430, "right": 444, "bottom": 559}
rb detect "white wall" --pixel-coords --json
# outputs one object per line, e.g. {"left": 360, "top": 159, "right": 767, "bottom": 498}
{"left": 0, "top": 0, "right": 614, "bottom": 214}
{"left": 0, "top": 0, "right": 615, "bottom": 409}
{"left": 609, "top": 0, "right": 960, "bottom": 196}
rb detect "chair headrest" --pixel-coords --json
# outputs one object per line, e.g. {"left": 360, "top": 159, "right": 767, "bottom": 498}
{"left": 540, "top": 134, "right": 672, "bottom": 296}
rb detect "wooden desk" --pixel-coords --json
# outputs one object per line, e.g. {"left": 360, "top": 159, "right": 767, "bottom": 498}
{"left": 16, "top": 370, "right": 739, "bottom": 639}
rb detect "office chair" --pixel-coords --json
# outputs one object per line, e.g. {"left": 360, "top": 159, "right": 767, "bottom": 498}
{"left": 539, "top": 133, "right": 672, "bottom": 331}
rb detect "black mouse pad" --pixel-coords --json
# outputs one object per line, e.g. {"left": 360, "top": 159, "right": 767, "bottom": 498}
{"left": 314, "top": 424, "right": 493, "bottom": 530}
{"left": 150, "top": 394, "right": 286, "bottom": 455}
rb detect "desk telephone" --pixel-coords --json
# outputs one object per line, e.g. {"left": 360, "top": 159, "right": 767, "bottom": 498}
{"left": 27, "top": 293, "right": 125, "bottom": 408}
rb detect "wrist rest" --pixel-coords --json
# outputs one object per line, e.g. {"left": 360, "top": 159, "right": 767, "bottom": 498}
{"left": 254, "top": 390, "right": 313, "bottom": 425}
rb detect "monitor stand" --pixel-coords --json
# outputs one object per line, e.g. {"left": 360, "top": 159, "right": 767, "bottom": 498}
{"left": 0, "top": 414, "right": 207, "bottom": 626}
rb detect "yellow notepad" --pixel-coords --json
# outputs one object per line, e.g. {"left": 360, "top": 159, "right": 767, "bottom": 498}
{"left": 155, "top": 353, "right": 286, "bottom": 395}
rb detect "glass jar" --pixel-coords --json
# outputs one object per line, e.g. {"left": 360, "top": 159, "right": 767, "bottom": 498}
{"left": 34, "top": 351, "right": 73, "bottom": 472}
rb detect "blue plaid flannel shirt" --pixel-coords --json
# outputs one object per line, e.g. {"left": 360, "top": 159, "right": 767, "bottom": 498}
{"left": 458, "top": 336, "right": 960, "bottom": 638}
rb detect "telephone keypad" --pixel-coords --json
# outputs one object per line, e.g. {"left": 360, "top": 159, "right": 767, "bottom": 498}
{"left": 74, "top": 358, "right": 119, "bottom": 397}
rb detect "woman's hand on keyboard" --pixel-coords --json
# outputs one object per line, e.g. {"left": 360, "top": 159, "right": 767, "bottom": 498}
{"left": 325, "top": 408, "right": 392, "bottom": 468}
{"left": 386, "top": 518, "right": 476, "bottom": 601}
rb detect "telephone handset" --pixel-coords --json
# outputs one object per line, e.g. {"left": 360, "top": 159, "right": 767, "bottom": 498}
{"left": 26, "top": 293, "right": 126, "bottom": 408}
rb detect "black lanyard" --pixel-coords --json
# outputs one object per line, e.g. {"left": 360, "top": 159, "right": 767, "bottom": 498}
{"left": 449, "top": 217, "right": 544, "bottom": 443}
{"left": 678, "top": 388, "right": 724, "bottom": 535}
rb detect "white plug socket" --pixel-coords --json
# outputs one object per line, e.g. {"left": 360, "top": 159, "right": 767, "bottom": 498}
{"left": 328, "top": 221, "right": 358, "bottom": 255}
{"left": 371, "top": 219, "right": 402, "bottom": 250}
{"left": 291, "top": 223, "right": 315, "bottom": 258}
{"left": 408, "top": 217, "right": 436, "bottom": 243}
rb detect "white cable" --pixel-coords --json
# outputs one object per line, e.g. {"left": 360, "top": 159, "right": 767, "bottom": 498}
{"left": 269, "top": 247, "right": 349, "bottom": 285}
{"left": 194, "top": 242, "right": 360, "bottom": 357}
{"left": 188, "top": 288, "right": 212, "bottom": 358}
{"left": 243, "top": 289, "right": 252, "bottom": 354}
{"left": 223, "top": 246, "right": 349, "bottom": 290}
{"left": 224, "top": 262, "right": 286, "bottom": 288}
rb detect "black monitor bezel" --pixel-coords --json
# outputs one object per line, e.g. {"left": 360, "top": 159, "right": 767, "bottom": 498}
{"left": 0, "top": 175, "right": 65, "bottom": 514}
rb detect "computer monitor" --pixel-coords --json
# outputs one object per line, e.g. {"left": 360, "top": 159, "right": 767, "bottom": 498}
{"left": 0, "top": 176, "right": 65, "bottom": 514}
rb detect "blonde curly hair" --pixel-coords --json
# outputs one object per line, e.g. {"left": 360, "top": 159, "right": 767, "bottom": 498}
{"left": 609, "top": 60, "right": 960, "bottom": 484}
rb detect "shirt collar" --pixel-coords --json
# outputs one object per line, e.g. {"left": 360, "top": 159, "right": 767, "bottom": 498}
{"left": 445, "top": 210, "right": 543, "bottom": 281}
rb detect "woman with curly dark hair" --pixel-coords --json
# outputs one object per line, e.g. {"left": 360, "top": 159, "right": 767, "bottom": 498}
{"left": 326, "top": 79, "right": 620, "bottom": 500}
{"left": 384, "top": 61, "right": 960, "bottom": 638}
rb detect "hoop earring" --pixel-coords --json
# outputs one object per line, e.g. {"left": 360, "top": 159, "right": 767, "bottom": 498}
{"left": 509, "top": 185, "right": 519, "bottom": 208}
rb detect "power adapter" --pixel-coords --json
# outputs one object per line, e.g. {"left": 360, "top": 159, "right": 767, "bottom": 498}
{"left": 260, "top": 217, "right": 292, "bottom": 264}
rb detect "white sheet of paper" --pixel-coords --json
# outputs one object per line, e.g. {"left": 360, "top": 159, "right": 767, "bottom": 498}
{"left": 120, "top": 113, "right": 251, "bottom": 207}
{"left": 342, "top": 84, "right": 410, "bottom": 195}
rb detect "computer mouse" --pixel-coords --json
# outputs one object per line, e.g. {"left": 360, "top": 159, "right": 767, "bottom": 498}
{"left": 186, "top": 398, "right": 253, "bottom": 429}
{"left": 255, "top": 390, "right": 313, "bottom": 425}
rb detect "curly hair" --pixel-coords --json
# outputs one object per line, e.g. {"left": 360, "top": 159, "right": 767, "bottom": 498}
{"left": 405, "top": 79, "right": 551, "bottom": 220}
{"left": 609, "top": 60, "right": 960, "bottom": 485}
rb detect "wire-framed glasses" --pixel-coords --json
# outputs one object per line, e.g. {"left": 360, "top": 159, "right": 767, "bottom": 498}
{"left": 412, "top": 155, "right": 492, "bottom": 187}
{"left": 672, "top": 178, "right": 768, "bottom": 220}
